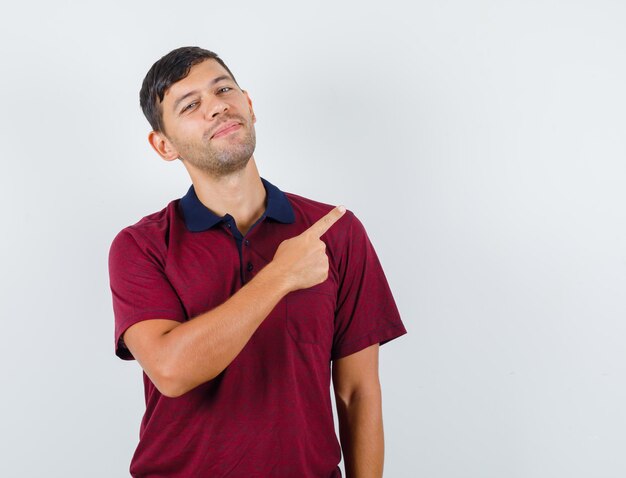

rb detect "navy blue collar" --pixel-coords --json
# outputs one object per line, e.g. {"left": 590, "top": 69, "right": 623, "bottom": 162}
{"left": 179, "top": 177, "right": 295, "bottom": 232}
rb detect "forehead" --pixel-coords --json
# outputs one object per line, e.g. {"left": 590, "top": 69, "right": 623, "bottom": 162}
{"left": 162, "top": 59, "right": 233, "bottom": 104}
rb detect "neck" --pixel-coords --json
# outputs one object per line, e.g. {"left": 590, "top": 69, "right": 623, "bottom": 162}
{"left": 185, "top": 157, "right": 266, "bottom": 235}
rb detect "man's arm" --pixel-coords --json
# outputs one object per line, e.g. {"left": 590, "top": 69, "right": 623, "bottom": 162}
{"left": 121, "top": 205, "right": 345, "bottom": 398}
{"left": 332, "top": 343, "right": 384, "bottom": 478}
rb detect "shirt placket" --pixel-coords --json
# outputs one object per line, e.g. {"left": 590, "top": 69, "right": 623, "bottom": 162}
{"left": 222, "top": 214, "right": 263, "bottom": 285}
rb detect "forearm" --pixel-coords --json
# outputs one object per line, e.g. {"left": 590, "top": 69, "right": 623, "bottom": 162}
{"left": 336, "top": 387, "right": 384, "bottom": 478}
{"left": 157, "top": 263, "right": 289, "bottom": 395}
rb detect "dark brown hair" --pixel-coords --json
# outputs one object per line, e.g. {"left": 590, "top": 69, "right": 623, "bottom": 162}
{"left": 139, "top": 46, "right": 239, "bottom": 132}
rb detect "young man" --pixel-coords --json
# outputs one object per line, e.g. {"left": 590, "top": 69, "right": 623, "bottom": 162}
{"left": 109, "top": 46, "right": 407, "bottom": 477}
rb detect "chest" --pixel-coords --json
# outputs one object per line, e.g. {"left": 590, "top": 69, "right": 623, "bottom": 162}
{"left": 163, "top": 224, "right": 340, "bottom": 356}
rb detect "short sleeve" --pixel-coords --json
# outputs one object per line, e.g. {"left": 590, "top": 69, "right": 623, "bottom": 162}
{"left": 108, "top": 229, "right": 186, "bottom": 360}
{"left": 331, "top": 212, "right": 407, "bottom": 360}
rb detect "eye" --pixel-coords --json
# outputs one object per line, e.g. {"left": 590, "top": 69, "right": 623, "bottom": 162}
{"left": 181, "top": 101, "right": 198, "bottom": 113}
{"left": 218, "top": 86, "right": 232, "bottom": 94}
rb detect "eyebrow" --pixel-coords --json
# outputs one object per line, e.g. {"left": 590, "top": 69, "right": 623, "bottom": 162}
{"left": 172, "top": 75, "right": 233, "bottom": 112}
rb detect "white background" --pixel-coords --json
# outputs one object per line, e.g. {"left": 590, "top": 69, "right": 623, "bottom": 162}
{"left": 1, "top": 1, "right": 625, "bottom": 477}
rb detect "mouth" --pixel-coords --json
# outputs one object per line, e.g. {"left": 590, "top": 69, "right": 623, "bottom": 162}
{"left": 211, "top": 121, "right": 242, "bottom": 139}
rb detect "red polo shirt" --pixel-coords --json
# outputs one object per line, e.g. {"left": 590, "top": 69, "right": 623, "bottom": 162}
{"left": 109, "top": 177, "right": 407, "bottom": 477}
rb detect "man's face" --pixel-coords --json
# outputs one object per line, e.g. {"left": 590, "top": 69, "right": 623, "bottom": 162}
{"left": 158, "top": 59, "right": 256, "bottom": 176}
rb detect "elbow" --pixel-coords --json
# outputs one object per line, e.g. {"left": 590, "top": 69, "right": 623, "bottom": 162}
{"left": 150, "top": 361, "right": 191, "bottom": 398}
{"left": 156, "top": 380, "right": 188, "bottom": 399}
{"left": 152, "top": 363, "right": 222, "bottom": 398}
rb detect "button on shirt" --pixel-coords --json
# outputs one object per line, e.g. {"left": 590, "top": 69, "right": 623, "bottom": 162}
{"left": 109, "top": 177, "right": 407, "bottom": 478}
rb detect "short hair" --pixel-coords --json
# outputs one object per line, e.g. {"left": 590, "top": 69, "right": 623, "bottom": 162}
{"left": 139, "top": 46, "right": 239, "bottom": 132}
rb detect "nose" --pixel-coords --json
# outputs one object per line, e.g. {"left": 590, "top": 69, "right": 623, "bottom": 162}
{"left": 206, "top": 99, "right": 228, "bottom": 119}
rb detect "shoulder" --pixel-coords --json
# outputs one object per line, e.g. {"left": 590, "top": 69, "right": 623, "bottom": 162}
{"left": 283, "top": 191, "right": 336, "bottom": 216}
{"left": 282, "top": 190, "right": 371, "bottom": 253}
{"left": 284, "top": 190, "right": 357, "bottom": 230}
{"left": 283, "top": 190, "right": 359, "bottom": 224}
{"left": 109, "top": 200, "right": 181, "bottom": 264}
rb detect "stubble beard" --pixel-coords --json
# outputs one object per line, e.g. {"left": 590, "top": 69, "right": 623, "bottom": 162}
{"left": 175, "top": 121, "right": 256, "bottom": 177}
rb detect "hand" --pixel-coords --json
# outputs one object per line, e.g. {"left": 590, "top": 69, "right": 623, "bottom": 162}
{"left": 269, "top": 205, "right": 346, "bottom": 293}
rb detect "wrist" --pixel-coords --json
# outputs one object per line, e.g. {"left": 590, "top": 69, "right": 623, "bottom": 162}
{"left": 256, "top": 261, "right": 293, "bottom": 297}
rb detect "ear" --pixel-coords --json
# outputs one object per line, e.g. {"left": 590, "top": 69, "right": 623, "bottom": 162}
{"left": 243, "top": 90, "right": 256, "bottom": 123}
{"left": 148, "top": 130, "right": 180, "bottom": 162}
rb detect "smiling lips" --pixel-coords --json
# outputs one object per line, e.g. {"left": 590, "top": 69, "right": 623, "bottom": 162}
{"left": 211, "top": 121, "right": 242, "bottom": 139}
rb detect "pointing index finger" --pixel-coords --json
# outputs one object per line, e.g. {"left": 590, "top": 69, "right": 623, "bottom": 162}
{"left": 308, "top": 205, "right": 347, "bottom": 238}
